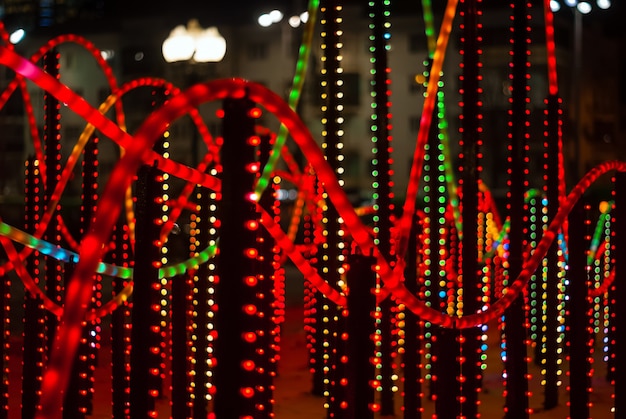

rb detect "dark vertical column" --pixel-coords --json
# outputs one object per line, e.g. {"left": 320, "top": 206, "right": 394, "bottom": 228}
{"left": 22, "top": 157, "right": 45, "bottom": 419}
{"left": 212, "top": 96, "right": 261, "bottom": 418}
{"left": 64, "top": 135, "right": 100, "bottom": 419}
{"left": 503, "top": 0, "right": 531, "bottom": 417}
{"left": 82, "top": 135, "right": 99, "bottom": 416}
{"left": 170, "top": 269, "right": 189, "bottom": 419}
{"left": 614, "top": 171, "right": 626, "bottom": 415}
{"left": 544, "top": 94, "right": 561, "bottom": 410}
{"left": 345, "top": 253, "right": 376, "bottom": 419}
{"left": 458, "top": 0, "right": 482, "bottom": 416}
{"left": 129, "top": 164, "right": 162, "bottom": 419}
{"left": 567, "top": 198, "right": 591, "bottom": 418}
{"left": 434, "top": 327, "right": 460, "bottom": 417}
{"left": 370, "top": 0, "right": 395, "bottom": 415}
{"left": 402, "top": 215, "right": 423, "bottom": 419}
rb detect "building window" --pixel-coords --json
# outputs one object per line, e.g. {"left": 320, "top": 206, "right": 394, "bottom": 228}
{"left": 247, "top": 42, "right": 269, "bottom": 61}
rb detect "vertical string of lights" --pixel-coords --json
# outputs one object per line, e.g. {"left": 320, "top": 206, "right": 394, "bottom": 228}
{"left": 501, "top": 0, "right": 532, "bottom": 416}
{"left": 528, "top": 193, "right": 542, "bottom": 361}
{"left": 212, "top": 96, "right": 266, "bottom": 418}
{"left": 457, "top": 0, "right": 484, "bottom": 415}
{"left": 401, "top": 209, "right": 424, "bottom": 418}
{"left": 565, "top": 199, "right": 593, "bottom": 417}
{"left": 258, "top": 129, "right": 279, "bottom": 418}
{"left": 369, "top": 0, "right": 396, "bottom": 415}
{"left": 319, "top": 0, "right": 346, "bottom": 413}
{"left": 110, "top": 188, "right": 132, "bottom": 418}
{"left": 612, "top": 172, "right": 626, "bottom": 414}
{"left": 604, "top": 199, "right": 616, "bottom": 385}
{"left": 170, "top": 165, "right": 191, "bottom": 419}
{"left": 310, "top": 175, "right": 325, "bottom": 397}
{"left": 541, "top": 14, "right": 564, "bottom": 413}
{"left": 23, "top": 157, "right": 45, "bottom": 417}
{"left": 587, "top": 203, "right": 609, "bottom": 363}
{"left": 304, "top": 170, "right": 323, "bottom": 396}
{"left": 43, "top": 48, "right": 62, "bottom": 360}
{"left": 157, "top": 110, "right": 173, "bottom": 404}
{"left": 189, "top": 157, "right": 218, "bottom": 417}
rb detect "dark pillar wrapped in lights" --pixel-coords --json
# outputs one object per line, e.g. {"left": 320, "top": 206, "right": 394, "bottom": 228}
{"left": 43, "top": 48, "right": 63, "bottom": 359}
{"left": 457, "top": 0, "right": 483, "bottom": 415}
{"left": 318, "top": 0, "right": 346, "bottom": 411}
{"left": 344, "top": 252, "right": 376, "bottom": 419}
{"left": 566, "top": 197, "right": 592, "bottom": 418}
{"left": 614, "top": 171, "right": 626, "bottom": 415}
{"left": 369, "top": 0, "right": 396, "bottom": 415}
{"left": 64, "top": 134, "right": 101, "bottom": 418}
{"left": 213, "top": 95, "right": 270, "bottom": 417}
{"left": 129, "top": 162, "right": 164, "bottom": 419}
{"left": 502, "top": 0, "right": 531, "bottom": 416}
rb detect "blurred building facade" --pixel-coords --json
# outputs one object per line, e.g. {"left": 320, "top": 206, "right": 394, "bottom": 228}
{"left": 0, "top": 1, "right": 624, "bottom": 218}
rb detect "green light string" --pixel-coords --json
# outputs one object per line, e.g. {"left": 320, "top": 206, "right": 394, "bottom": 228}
{"left": 421, "top": 0, "right": 462, "bottom": 237}
{"left": 0, "top": 221, "right": 217, "bottom": 280}
{"left": 254, "top": 0, "right": 320, "bottom": 197}
{"left": 586, "top": 202, "right": 612, "bottom": 267}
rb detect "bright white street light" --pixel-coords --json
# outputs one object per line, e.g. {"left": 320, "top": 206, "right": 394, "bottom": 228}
{"left": 258, "top": 9, "right": 288, "bottom": 27}
{"left": 9, "top": 28, "right": 25, "bottom": 44}
{"left": 577, "top": 1, "right": 592, "bottom": 13}
{"left": 269, "top": 10, "right": 284, "bottom": 23}
{"left": 258, "top": 14, "right": 273, "bottom": 27}
{"left": 288, "top": 15, "right": 301, "bottom": 28}
{"left": 162, "top": 19, "right": 226, "bottom": 63}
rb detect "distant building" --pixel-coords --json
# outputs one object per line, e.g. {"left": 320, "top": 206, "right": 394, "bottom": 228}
{"left": 1, "top": 1, "right": 623, "bottom": 211}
